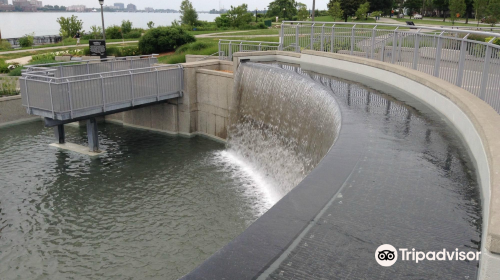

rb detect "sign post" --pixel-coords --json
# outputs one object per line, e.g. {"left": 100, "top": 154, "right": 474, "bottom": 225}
{"left": 89, "top": 40, "right": 107, "bottom": 59}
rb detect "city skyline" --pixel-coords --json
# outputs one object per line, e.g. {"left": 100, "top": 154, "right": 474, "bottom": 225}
{"left": 7, "top": 0, "right": 330, "bottom": 11}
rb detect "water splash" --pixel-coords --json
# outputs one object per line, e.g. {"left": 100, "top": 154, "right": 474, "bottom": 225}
{"left": 225, "top": 63, "right": 342, "bottom": 199}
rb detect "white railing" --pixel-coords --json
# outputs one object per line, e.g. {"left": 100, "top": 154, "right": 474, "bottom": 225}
{"left": 20, "top": 61, "right": 183, "bottom": 120}
{"left": 278, "top": 21, "right": 500, "bottom": 113}
{"left": 218, "top": 40, "right": 283, "bottom": 61}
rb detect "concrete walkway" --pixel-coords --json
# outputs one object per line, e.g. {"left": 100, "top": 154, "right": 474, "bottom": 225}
{"left": 6, "top": 56, "right": 32, "bottom": 65}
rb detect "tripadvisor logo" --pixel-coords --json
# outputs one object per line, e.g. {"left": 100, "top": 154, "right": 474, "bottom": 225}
{"left": 375, "top": 244, "right": 481, "bottom": 267}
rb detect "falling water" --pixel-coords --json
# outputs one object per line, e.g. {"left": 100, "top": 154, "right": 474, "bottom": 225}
{"left": 223, "top": 63, "right": 342, "bottom": 202}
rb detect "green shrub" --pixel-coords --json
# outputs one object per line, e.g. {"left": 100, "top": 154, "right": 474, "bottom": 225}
{"left": 8, "top": 59, "right": 58, "bottom": 77}
{"left": 0, "top": 77, "right": 19, "bottom": 96}
{"left": 139, "top": 27, "right": 195, "bottom": 54}
{"left": 105, "top": 46, "right": 120, "bottom": 57}
{"left": 257, "top": 22, "right": 267, "bottom": 29}
{"left": 120, "top": 46, "right": 141, "bottom": 56}
{"left": 467, "top": 34, "right": 488, "bottom": 42}
{"left": 121, "top": 20, "right": 133, "bottom": 34}
{"left": 0, "top": 40, "right": 12, "bottom": 51}
{"left": 62, "top": 37, "right": 77, "bottom": 45}
{"left": 485, "top": 37, "right": 500, "bottom": 46}
{"left": 106, "top": 25, "right": 123, "bottom": 40}
{"left": 8, "top": 67, "right": 23, "bottom": 76}
{"left": 0, "top": 60, "right": 9, "bottom": 73}
{"left": 19, "top": 33, "right": 34, "bottom": 48}
{"left": 124, "top": 30, "right": 142, "bottom": 39}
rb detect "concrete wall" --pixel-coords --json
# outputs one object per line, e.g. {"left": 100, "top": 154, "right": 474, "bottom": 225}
{"left": 232, "top": 50, "right": 500, "bottom": 280}
{"left": 0, "top": 95, "right": 39, "bottom": 128}
{"left": 104, "top": 60, "right": 234, "bottom": 142}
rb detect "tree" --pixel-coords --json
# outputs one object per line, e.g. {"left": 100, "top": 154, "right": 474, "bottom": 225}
{"left": 227, "top": 4, "right": 253, "bottom": 28}
{"left": 355, "top": 2, "right": 370, "bottom": 20}
{"left": 474, "top": 0, "right": 488, "bottom": 26}
{"left": 147, "top": 21, "right": 155, "bottom": 29}
{"left": 433, "top": 0, "right": 450, "bottom": 21}
{"left": 90, "top": 25, "right": 103, "bottom": 39}
{"left": 340, "top": 0, "right": 363, "bottom": 22}
{"left": 406, "top": 0, "right": 423, "bottom": 18}
{"left": 56, "top": 15, "right": 83, "bottom": 38}
{"left": 464, "top": 0, "right": 473, "bottom": 23}
{"left": 372, "top": 10, "right": 382, "bottom": 20}
{"left": 369, "top": 0, "right": 393, "bottom": 13}
{"left": 297, "top": 3, "right": 309, "bottom": 20}
{"left": 215, "top": 14, "right": 231, "bottom": 28}
{"left": 267, "top": 0, "right": 298, "bottom": 20}
{"left": 449, "top": 0, "right": 466, "bottom": 24}
{"left": 328, "top": 0, "right": 344, "bottom": 21}
{"left": 121, "top": 20, "right": 132, "bottom": 34}
{"left": 180, "top": 0, "right": 199, "bottom": 26}
{"left": 487, "top": 0, "right": 500, "bottom": 26}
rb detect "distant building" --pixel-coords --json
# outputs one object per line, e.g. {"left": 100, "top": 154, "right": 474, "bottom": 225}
{"left": 0, "top": 0, "right": 8, "bottom": 5}
{"left": 67, "top": 5, "right": 85, "bottom": 12}
{"left": 145, "top": 7, "right": 154, "bottom": 12}
{"left": 13, "top": 0, "right": 37, "bottom": 11}
{"left": 127, "top": 3, "right": 136, "bottom": 12}
{"left": 114, "top": 2, "right": 124, "bottom": 9}
{"left": 29, "top": 0, "right": 42, "bottom": 8}
{"left": 0, "top": 4, "right": 15, "bottom": 11}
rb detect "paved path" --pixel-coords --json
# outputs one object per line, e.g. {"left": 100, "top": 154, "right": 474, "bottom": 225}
{"left": 6, "top": 56, "right": 32, "bottom": 65}
{"left": 0, "top": 41, "right": 139, "bottom": 55}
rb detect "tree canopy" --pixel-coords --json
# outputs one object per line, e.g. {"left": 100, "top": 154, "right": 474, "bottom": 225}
{"left": 449, "top": 0, "right": 466, "bottom": 24}
{"left": 339, "top": 0, "right": 363, "bottom": 22}
{"left": 56, "top": 15, "right": 83, "bottom": 38}
{"left": 327, "top": 0, "right": 343, "bottom": 21}
{"left": 180, "top": 0, "right": 199, "bottom": 26}
{"left": 267, "top": 0, "right": 298, "bottom": 20}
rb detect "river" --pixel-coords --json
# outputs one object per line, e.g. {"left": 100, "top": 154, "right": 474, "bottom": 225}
{"left": 0, "top": 12, "right": 219, "bottom": 38}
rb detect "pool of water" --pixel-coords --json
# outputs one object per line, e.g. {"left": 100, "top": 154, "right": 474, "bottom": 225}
{"left": 0, "top": 122, "right": 271, "bottom": 279}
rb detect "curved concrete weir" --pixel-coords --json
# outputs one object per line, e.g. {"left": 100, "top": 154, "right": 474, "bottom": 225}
{"left": 228, "top": 63, "right": 341, "bottom": 201}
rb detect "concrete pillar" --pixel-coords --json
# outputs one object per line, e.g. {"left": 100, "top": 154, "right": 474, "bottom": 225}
{"left": 54, "top": 124, "right": 65, "bottom": 144}
{"left": 86, "top": 117, "right": 99, "bottom": 152}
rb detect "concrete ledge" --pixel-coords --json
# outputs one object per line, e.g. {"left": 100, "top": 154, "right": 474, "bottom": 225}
{"left": 0, "top": 95, "right": 40, "bottom": 128}
{"left": 49, "top": 142, "right": 104, "bottom": 157}
{"left": 196, "top": 68, "right": 234, "bottom": 78}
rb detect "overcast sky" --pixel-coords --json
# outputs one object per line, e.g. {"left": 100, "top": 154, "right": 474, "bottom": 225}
{"left": 37, "top": 0, "right": 330, "bottom": 11}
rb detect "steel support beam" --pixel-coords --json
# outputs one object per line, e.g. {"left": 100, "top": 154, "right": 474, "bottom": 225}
{"left": 54, "top": 124, "right": 65, "bottom": 144}
{"left": 87, "top": 117, "right": 100, "bottom": 152}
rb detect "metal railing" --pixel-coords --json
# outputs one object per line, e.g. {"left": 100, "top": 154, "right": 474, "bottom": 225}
{"left": 24, "top": 55, "right": 159, "bottom": 78}
{"left": 277, "top": 21, "right": 500, "bottom": 113}
{"left": 21, "top": 60, "right": 183, "bottom": 121}
{"left": 218, "top": 40, "right": 283, "bottom": 61}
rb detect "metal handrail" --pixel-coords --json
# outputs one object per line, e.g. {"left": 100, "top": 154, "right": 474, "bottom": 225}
{"left": 219, "top": 39, "right": 282, "bottom": 45}
{"left": 22, "top": 64, "right": 182, "bottom": 83}
{"left": 26, "top": 54, "right": 159, "bottom": 69}
{"left": 282, "top": 21, "right": 500, "bottom": 37}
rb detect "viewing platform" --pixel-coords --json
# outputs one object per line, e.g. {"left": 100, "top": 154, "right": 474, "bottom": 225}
{"left": 20, "top": 55, "right": 184, "bottom": 152}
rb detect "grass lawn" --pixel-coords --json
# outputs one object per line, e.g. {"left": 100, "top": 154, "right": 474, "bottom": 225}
{"left": 392, "top": 17, "right": 496, "bottom": 27}
{"left": 0, "top": 38, "right": 139, "bottom": 53}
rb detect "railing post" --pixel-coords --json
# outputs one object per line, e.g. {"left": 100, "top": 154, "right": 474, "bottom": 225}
{"left": 370, "top": 26, "right": 376, "bottom": 59}
{"left": 456, "top": 34, "right": 469, "bottom": 87}
{"left": 280, "top": 23, "right": 284, "bottom": 45}
{"left": 331, "top": 24, "right": 335, "bottom": 53}
{"left": 295, "top": 24, "right": 300, "bottom": 53}
{"left": 100, "top": 74, "right": 106, "bottom": 112}
{"left": 259, "top": 43, "right": 262, "bottom": 51}
{"left": 479, "top": 45, "right": 493, "bottom": 100}
{"left": 228, "top": 41, "right": 233, "bottom": 61}
{"left": 351, "top": 25, "right": 356, "bottom": 55}
{"left": 49, "top": 79, "right": 55, "bottom": 118}
{"left": 155, "top": 68, "right": 160, "bottom": 101}
{"left": 24, "top": 78, "right": 30, "bottom": 112}
{"left": 218, "top": 40, "right": 222, "bottom": 59}
{"left": 321, "top": 24, "right": 325, "bottom": 52}
{"left": 311, "top": 23, "right": 315, "bottom": 50}
{"left": 239, "top": 42, "right": 243, "bottom": 52}
{"left": 86, "top": 62, "right": 90, "bottom": 74}
{"left": 413, "top": 29, "right": 421, "bottom": 70}
{"left": 391, "top": 28, "right": 398, "bottom": 64}
{"left": 129, "top": 71, "right": 134, "bottom": 106}
{"left": 67, "top": 79, "right": 73, "bottom": 119}
{"left": 434, "top": 32, "right": 444, "bottom": 77}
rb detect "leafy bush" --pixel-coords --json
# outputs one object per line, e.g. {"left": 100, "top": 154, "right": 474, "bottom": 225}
{"left": 32, "top": 49, "right": 84, "bottom": 61}
{"left": 139, "top": 27, "right": 195, "bottom": 54}
{"left": 0, "top": 60, "right": 9, "bottom": 73}
{"left": 485, "top": 37, "right": 500, "bottom": 46}
{"left": 120, "top": 46, "right": 141, "bottom": 56}
{"left": 0, "top": 40, "right": 12, "bottom": 51}
{"left": 257, "top": 22, "right": 267, "bottom": 29}
{"left": 105, "top": 25, "right": 123, "bottom": 40}
{"left": 0, "top": 77, "right": 19, "bottom": 96}
{"left": 19, "top": 33, "right": 34, "bottom": 48}
{"left": 62, "top": 37, "right": 77, "bottom": 45}
{"left": 9, "top": 59, "right": 58, "bottom": 77}
{"left": 124, "top": 30, "right": 142, "bottom": 39}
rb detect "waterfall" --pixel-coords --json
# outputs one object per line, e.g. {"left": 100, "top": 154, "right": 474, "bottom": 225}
{"left": 223, "top": 63, "right": 342, "bottom": 202}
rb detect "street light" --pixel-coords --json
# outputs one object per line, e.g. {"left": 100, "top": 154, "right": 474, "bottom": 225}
{"left": 99, "top": 0, "right": 106, "bottom": 40}
{"left": 283, "top": 8, "right": 286, "bottom": 21}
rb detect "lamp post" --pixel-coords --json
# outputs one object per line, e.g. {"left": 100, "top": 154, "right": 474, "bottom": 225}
{"left": 99, "top": 0, "right": 106, "bottom": 40}
{"left": 312, "top": 0, "right": 315, "bottom": 21}
{"left": 283, "top": 8, "right": 286, "bottom": 21}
